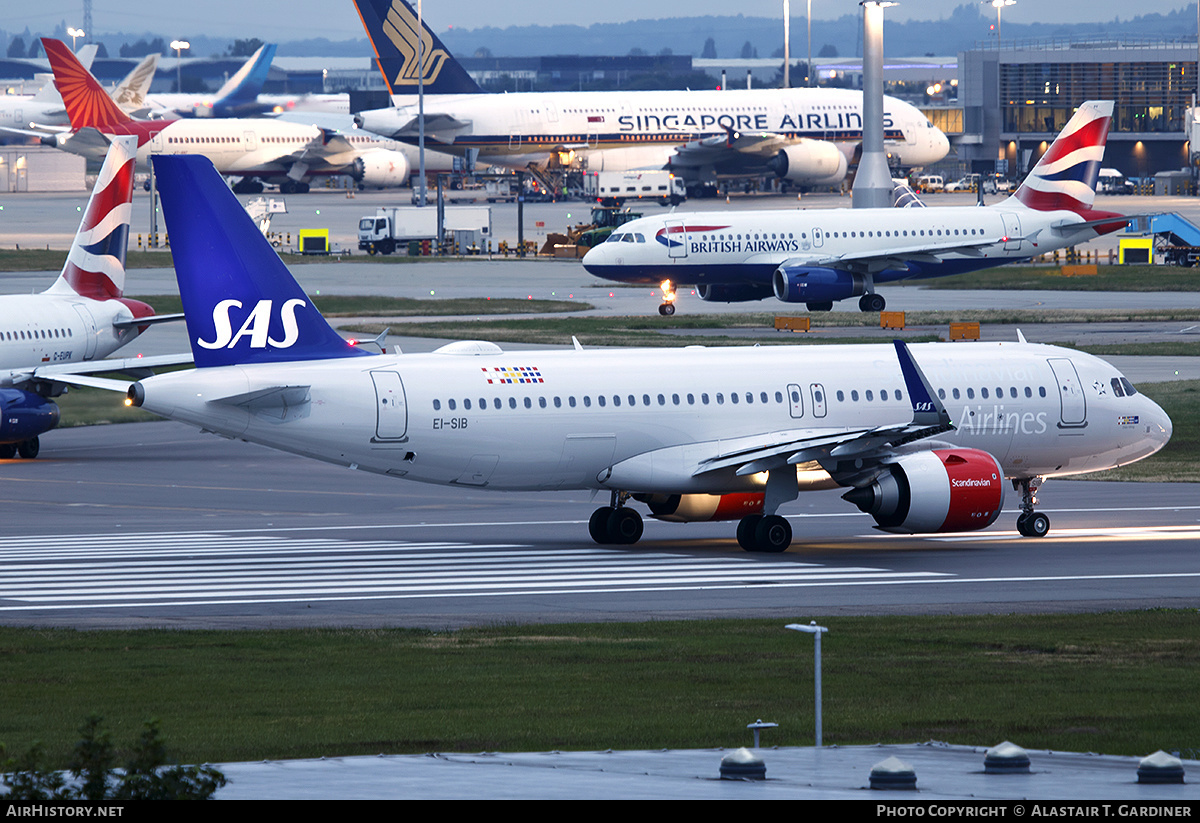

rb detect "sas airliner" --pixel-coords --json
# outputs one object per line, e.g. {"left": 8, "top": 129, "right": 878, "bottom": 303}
{"left": 583, "top": 101, "right": 1126, "bottom": 315}
{"left": 351, "top": 0, "right": 948, "bottom": 191}
{"left": 83, "top": 153, "right": 1170, "bottom": 552}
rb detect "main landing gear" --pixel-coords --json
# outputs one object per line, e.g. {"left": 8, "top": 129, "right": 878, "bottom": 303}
{"left": 0, "top": 437, "right": 40, "bottom": 459}
{"left": 589, "top": 492, "right": 644, "bottom": 545}
{"left": 858, "top": 292, "right": 886, "bottom": 313}
{"left": 1014, "top": 477, "right": 1050, "bottom": 537}
{"left": 658, "top": 279, "right": 677, "bottom": 316}
{"left": 735, "top": 514, "right": 792, "bottom": 553}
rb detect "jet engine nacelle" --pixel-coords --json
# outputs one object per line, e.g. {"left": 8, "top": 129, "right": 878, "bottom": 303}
{"left": 0, "top": 389, "right": 60, "bottom": 444}
{"left": 772, "top": 266, "right": 866, "bottom": 304}
{"left": 841, "top": 448, "right": 1005, "bottom": 534}
{"left": 642, "top": 492, "right": 765, "bottom": 523}
{"left": 352, "top": 151, "right": 410, "bottom": 188}
{"left": 697, "top": 283, "right": 775, "bottom": 303}
{"left": 768, "top": 141, "right": 849, "bottom": 185}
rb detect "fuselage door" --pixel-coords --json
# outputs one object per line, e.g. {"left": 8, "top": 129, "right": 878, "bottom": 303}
{"left": 70, "top": 303, "right": 98, "bottom": 360}
{"left": 1002, "top": 212, "right": 1022, "bottom": 251}
{"left": 812, "top": 227, "right": 824, "bottom": 249}
{"left": 370, "top": 370, "right": 408, "bottom": 441}
{"left": 786, "top": 383, "right": 805, "bottom": 419}
{"left": 1047, "top": 358, "right": 1087, "bottom": 428}
{"left": 243, "top": 130, "right": 257, "bottom": 152}
{"left": 664, "top": 219, "right": 687, "bottom": 259}
{"left": 809, "top": 383, "right": 827, "bottom": 418}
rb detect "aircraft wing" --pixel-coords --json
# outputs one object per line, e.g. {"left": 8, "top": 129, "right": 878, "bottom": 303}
{"left": 30, "top": 353, "right": 195, "bottom": 392}
{"left": 671, "top": 130, "right": 797, "bottom": 165}
{"left": 604, "top": 341, "right": 955, "bottom": 489}
{"left": 779, "top": 232, "right": 1007, "bottom": 274}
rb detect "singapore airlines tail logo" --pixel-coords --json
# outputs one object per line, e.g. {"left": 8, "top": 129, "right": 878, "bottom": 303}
{"left": 383, "top": 0, "right": 449, "bottom": 87}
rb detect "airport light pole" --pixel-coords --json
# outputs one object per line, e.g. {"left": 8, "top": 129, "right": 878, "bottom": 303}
{"left": 989, "top": 0, "right": 1015, "bottom": 47}
{"left": 783, "top": 0, "right": 790, "bottom": 89}
{"left": 416, "top": 0, "right": 427, "bottom": 208}
{"left": 67, "top": 28, "right": 85, "bottom": 52}
{"left": 171, "top": 40, "right": 190, "bottom": 94}
{"left": 786, "top": 622, "right": 828, "bottom": 747}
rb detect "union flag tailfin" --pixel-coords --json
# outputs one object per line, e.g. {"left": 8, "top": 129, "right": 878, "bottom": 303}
{"left": 42, "top": 38, "right": 134, "bottom": 131}
{"left": 45, "top": 135, "right": 136, "bottom": 300}
{"left": 1010, "top": 101, "right": 1112, "bottom": 214}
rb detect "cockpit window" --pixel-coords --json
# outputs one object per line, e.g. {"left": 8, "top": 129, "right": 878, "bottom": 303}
{"left": 622, "top": 233, "right": 636, "bottom": 243}
{"left": 1111, "top": 378, "right": 1125, "bottom": 397}
{"left": 607, "top": 233, "right": 624, "bottom": 243}
{"left": 1120, "top": 377, "right": 1138, "bottom": 396}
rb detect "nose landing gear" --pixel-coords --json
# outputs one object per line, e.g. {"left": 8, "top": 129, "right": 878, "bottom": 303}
{"left": 1014, "top": 477, "right": 1050, "bottom": 537}
{"left": 658, "top": 280, "right": 677, "bottom": 316}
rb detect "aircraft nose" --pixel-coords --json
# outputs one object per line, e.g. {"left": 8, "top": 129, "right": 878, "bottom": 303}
{"left": 581, "top": 243, "right": 607, "bottom": 272}
{"left": 931, "top": 128, "right": 950, "bottom": 161}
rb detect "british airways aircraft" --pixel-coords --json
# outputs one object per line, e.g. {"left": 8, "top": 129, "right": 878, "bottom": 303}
{"left": 583, "top": 101, "right": 1126, "bottom": 315}
{"left": 99, "top": 153, "right": 1170, "bottom": 551}
{"left": 0, "top": 137, "right": 183, "bottom": 459}
{"left": 351, "top": 0, "right": 949, "bottom": 190}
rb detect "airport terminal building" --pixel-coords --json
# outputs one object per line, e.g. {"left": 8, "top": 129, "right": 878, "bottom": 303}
{"left": 954, "top": 36, "right": 1197, "bottom": 183}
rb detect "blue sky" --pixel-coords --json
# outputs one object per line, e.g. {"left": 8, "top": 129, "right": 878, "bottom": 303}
{"left": 9, "top": 1, "right": 1194, "bottom": 41}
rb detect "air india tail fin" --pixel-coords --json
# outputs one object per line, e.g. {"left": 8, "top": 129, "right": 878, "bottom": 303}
{"left": 1009, "top": 100, "right": 1113, "bottom": 214}
{"left": 42, "top": 38, "right": 135, "bottom": 131}
{"left": 45, "top": 135, "right": 136, "bottom": 301}
{"left": 353, "top": 0, "right": 484, "bottom": 96}
{"left": 151, "top": 155, "right": 373, "bottom": 368}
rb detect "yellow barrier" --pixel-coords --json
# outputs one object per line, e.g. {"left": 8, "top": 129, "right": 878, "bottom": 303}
{"left": 1060, "top": 264, "right": 1098, "bottom": 276}
{"left": 775, "top": 316, "right": 811, "bottom": 333}
{"left": 880, "top": 311, "right": 905, "bottom": 330}
{"left": 949, "top": 322, "right": 981, "bottom": 341}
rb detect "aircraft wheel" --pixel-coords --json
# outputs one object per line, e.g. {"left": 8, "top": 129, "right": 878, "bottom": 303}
{"left": 0, "top": 443, "right": 15, "bottom": 459}
{"left": 859, "top": 293, "right": 886, "bottom": 313}
{"left": 754, "top": 515, "right": 792, "bottom": 553}
{"left": 589, "top": 507, "right": 615, "bottom": 544}
{"left": 806, "top": 301, "right": 834, "bottom": 313}
{"left": 658, "top": 303, "right": 676, "bottom": 317}
{"left": 297, "top": 182, "right": 310, "bottom": 193}
{"left": 606, "top": 508, "right": 644, "bottom": 545}
{"left": 1017, "top": 511, "right": 1050, "bottom": 538}
{"left": 736, "top": 515, "right": 763, "bottom": 552}
{"left": 16, "top": 437, "right": 39, "bottom": 460}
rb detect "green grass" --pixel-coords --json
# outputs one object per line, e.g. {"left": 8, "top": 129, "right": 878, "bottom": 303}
{"left": 0, "top": 613, "right": 1195, "bottom": 767}
{"left": 124, "top": 295, "right": 588, "bottom": 318}
{"left": 916, "top": 264, "right": 1200, "bottom": 291}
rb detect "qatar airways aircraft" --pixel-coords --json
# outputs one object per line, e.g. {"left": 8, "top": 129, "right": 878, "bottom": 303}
{"left": 35, "top": 38, "right": 414, "bottom": 194}
{"left": 70, "top": 153, "right": 1170, "bottom": 552}
{"left": 583, "top": 100, "right": 1127, "bottom": 315}
{"left": 351, "top": 0, "right": 949, "bottom": 190}
{"left": 0, "top": 137, "right": 184, "bottom": 459}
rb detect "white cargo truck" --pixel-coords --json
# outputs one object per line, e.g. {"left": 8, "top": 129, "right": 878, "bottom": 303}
{"left": 583, "top": 170, "right": 685, "bottom": 206}
{"left": 357, "top": 205, "right": 492, "bottom": 255}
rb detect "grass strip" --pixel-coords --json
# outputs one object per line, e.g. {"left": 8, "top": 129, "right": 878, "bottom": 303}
{"left": 124, "top": 295, "right": 588, "bottom": 318}
{"left": 0, "top": 612, "right": 1195, "bottom": 767}
{"left": 912, "top": 264, "right": 1200, "bottom": 292}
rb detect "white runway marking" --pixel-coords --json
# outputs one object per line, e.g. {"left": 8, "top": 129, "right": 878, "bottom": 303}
{"left": 0, "top": 530, "right": 947, "bottom": 611}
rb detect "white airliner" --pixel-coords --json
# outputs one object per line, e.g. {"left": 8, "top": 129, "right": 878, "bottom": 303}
{"left": 35, "top": 39, "right": 415, "bottom": 194}
{"left": 583, "top": 100, "right": 1128, "bottom": 315}
{"left": 89, "top": 153, "right": 1170, "bottom": 552}
{"left": 0, "top": 137, "right": 183, "bottom": 459}
{"left": 351, "top": 0, "right": 949, "bottom": 189}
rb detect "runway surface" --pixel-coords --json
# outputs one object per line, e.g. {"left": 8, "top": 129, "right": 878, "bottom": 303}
{"left": 1, "top": 422, "right": 1196, "bottom": 628}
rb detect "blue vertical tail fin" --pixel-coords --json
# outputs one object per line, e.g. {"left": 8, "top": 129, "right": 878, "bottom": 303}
{"left": 353, "top": 0, "right": 483, "bottom": 96}
{"left": 210, "top": 44, "right": 278, "bottom": 116}
{"left": 151, "top": 155, "right": 373, "bottom": 368}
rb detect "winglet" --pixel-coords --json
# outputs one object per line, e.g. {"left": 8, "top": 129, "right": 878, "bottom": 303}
{"left": 893, "top": 340, "right": 951, "bottom": 428}
{"left": 151, "top": 154, "right": 374, "bottom": 368}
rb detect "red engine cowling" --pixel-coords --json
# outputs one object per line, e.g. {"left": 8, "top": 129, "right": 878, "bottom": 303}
{"left": 841, "top": 449, "right": 1005, "bottom": 533}
{"left": 643, "top": 492, "right": 765, "bottom": 523}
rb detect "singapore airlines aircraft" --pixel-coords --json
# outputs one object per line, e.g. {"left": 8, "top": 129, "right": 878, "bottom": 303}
{"left": 36, "top": 39, "right": 414, "bottom": 194}
{"left": 583, "top": 101, "right": 1127, "bottom": 315}
{"left": 90, "top": 153, "right": 1170, "bottom": 552}
{"left": 351, "top": 0, "right": 949, "bottom": 189}
{"left": 0, "top": 137, "right": 183, "bottom": 459}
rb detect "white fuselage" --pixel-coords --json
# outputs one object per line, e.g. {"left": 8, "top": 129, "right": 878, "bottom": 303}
{"left": 134, "top": 342, "right": 1170, "bottom": 496}
{"left": 359, "top": 87, "right": 949, "bottom": 174}
{"left": 0, "top": 294, "right": 144, "bottom": 386}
